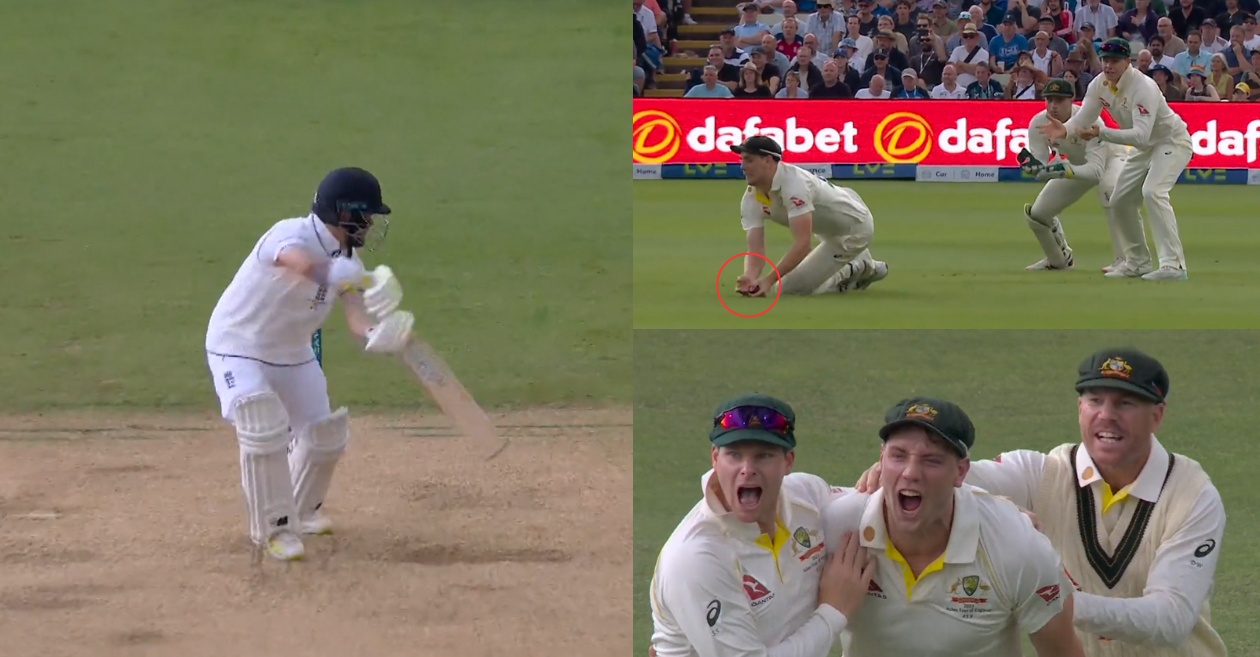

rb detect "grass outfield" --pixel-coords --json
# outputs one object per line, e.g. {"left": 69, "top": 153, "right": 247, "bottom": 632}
{"left": 633, "top": 181, "right": 1260, "bottom": 328}
{"left": 0, "top": 0, "right": 630, "bottom": 412}
{"left": 633, "top": 330, "right": 1259, "bottom": 656}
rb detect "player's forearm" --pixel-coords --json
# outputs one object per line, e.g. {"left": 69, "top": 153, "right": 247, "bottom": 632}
{"left": 744, "top": 230, "right": 768, "bottom": 277}
{"left": 1098, "top": 125, "right": 1153, "bottom": 148}
{"left": 1072, "top": 590, "right": 1198, "bottom": 646}
{"left": 774, "top": 240, "right": 812, "bottom": 279}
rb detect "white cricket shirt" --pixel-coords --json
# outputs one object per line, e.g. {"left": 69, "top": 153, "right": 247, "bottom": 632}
{"left": 206, "top": 214, "right": 362, "bottom": 365}
{"left": 649, "top": 471, "right": 847, "bottom": 657}
{"left": 1027, "top": 105, "right": 1126, "bottom": 183}
{"left": 821, "top": 485, "right": 1071, "bottom": 657}
{"left": 1065, "top": 65, "right": 1192, "bottom": 151}
{"left": 739, "top": 162, "right": 873, "bottom": 240}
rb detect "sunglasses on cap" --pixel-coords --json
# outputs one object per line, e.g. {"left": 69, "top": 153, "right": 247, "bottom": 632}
{"left": 1099, "top": 41, "right": 1127, "bottom": 56}
{"left": 714, "top": 406, "right": 794, "bottom": 436}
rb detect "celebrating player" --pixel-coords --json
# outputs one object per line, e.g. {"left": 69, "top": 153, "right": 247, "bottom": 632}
{"left": 205, "top": 166, "right": 416, "bottom": 561}
{"left": 1019, "top": 78, "right": 1152, "bottom": 277}
{"left": 647, "top": 394, "right": 876, "bottom": 657}
{"left": 1037, "top": 38, "right": 1193, "bottom": 281}
{"left": 730, "top": 136, "right": 890, "bottom": 298}
{"left": 823, "top": 397, "right": 1086, "bottom": 657}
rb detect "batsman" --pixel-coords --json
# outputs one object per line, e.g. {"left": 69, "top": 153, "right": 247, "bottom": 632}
{"left": 1018, "top": 78, "right": 1152, "bottom": 277}
{"left": 205, "top": 167, "right": 415, "bottom": 561}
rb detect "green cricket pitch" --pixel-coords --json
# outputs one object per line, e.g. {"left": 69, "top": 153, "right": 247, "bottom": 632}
{"left": 634, "top": 181, "right": 1260, "bottom": 328}
{"left": 634, "top": 330, "right": 1259, "bottom": 656}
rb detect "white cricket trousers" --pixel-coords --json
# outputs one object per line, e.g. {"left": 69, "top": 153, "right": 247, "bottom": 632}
{"left": 1109, "top": 138, "right": 1192, "bottom": 270}
{"left": 206, "top": 354, "right": 332, "bottom": 432}
{"left": 1030, "top": 151, "right": 1151, "bottom": 267}
{"left": 777, "top": 220, "right": 876, "bottom": 295}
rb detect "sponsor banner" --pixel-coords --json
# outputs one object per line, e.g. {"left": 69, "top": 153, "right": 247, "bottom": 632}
{"left": 917, "top": 166, "right": 956, "bottom": 182}
{"left": 633, "top": 164, "right": 661, "bottom": 180}
{"left": 1177, "top": 168, "right": 1250, "bottom": 184}
{"left": 832, "top": 163, "right": 916, "bottom": 179}
{"left": 661, "top": 163, "right": 741, "bottom": 179}
{"left": 656, "top": 164, "right": 1250, "bottom": 183}
{"left": 632, "top": 99, "right": 1260, "bottom": 169}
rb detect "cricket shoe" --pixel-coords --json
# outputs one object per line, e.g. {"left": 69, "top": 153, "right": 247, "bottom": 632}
{"left": 1141, "top": 265, "right": 1188, "bottom": 281}
{"left": 852, "top": 260, "right": 889, "bottom": 291}
{"left": 1025, "top": 252, "right": 1074, "bottom": 271}
{"left": 1101, "top": 257, "right": 1123, "bottom": 273}
{"left": 1103, "top": 262, "right": 1154, "bottom": 278}
{"left": 263, "top": 530, "right": 305, "bottom": 561}
{"left": 300, "top": 513, "right": 334, "bottom": 536}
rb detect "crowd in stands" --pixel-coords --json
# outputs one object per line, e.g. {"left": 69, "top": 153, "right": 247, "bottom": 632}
{"left": 634, "top": 0, "right": 1260, "bottom": 101}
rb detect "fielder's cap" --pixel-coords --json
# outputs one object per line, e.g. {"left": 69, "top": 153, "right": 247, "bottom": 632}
{"left": 1042, "top": 77, "right": 1075, "bottom": 97}
{"left": 1075, "top": 348, "right": 1169, "bottom": 404}
{"left": 1099, "top": 36, "right": 1130, "bottom": 58}
{"left": 879, "top": 397, "right": 975, "bottom": 459}
{"left": 710, "top": 393, "right": 797, "bottom": 449}
{"left": 731, "top": 134, "right": 784, "bottom": 159}
{"left": 314, "top": 167, "right": 391, "bottom": 216}
{"left": 1236, "top": 82, "right": 1252, "bottom": 94}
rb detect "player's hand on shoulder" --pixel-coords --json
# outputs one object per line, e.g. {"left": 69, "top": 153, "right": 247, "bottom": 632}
{"left": 364, "top": 264, "right": 405, "bottom": 319}
{"left": 364, "top": 309, "right": 414, "bottom": 354}
{"left": 818, "top": 531, "right": 877, "bottom": 618}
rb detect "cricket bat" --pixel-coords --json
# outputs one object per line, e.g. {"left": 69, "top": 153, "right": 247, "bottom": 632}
{"left": 398, "top": 335, "right": 509, "bottom": 461}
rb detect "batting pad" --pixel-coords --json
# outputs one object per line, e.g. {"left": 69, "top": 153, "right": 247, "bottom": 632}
{"left": 1025, "top": 208, "right": 1071, "bottom": 269}
{"left": 233, "top": 392, "right": 299, "bottom": 544}
{"left": 290, "top": 406, "right": 350, "bottom": 523}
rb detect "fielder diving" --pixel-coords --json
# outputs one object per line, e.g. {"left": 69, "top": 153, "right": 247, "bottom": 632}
{"left": 1017, "top": 77, "right": 1154, "bottom": 278}
{"left": 731, "top": 136, "right": 890, "bottom": 298}
{"left": 205, "top": 166, "right": 416, "bottom": 561}
{"left": 1037, "top": 38, "right": 1193, "bottom": 281}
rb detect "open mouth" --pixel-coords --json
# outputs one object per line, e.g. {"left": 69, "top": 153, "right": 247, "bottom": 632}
{"left": 1095, "top": 430, "right": 1124, "bottom": 445}
{"left": 737, "top": 486, "right": 762, "bottom": 509}
{"left": 897, "top": 490, "right": 922, "bottom": 513}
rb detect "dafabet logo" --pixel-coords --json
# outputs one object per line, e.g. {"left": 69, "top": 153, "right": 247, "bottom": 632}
{"left": 632, "top": 110, "right": 682, "bottom": 164}
{"left": 873, "top": 112, "right": 934, "bottom": 164}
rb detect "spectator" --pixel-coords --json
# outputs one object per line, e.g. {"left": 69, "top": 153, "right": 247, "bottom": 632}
{"left": 1174, "top": 30, "right": 1214, "bottom": 79}
{"left": 976, "top": 0, "right": 1007, "bottom": 27}
{"left": 1183, "top": 65, "right": 1221, "bottom": 98}
{"left": 776, "top": 69, "right": 812, "bottom": 96}
{"left": 788, "top": 45, "right": 827, "bottom": 87}
{"left": 930, "top": 1, "right": 959, "bottom": 38}
{"left": 894, "top": 68, "right": 933, "bottom": 95}
{"left": 734, "top": 3, "right": 774, "bottom": 47}
{"left": 845, "top": 15, "right": 876, "bottom": 61}
{"left": 633, "top": 53, "right": 647, "bottom": 96}
{"left": 893, "top": 0, "right": 919, "bottom": 42}
{"left": 718, "top": 28, "right": 750, "bottom": 65}
{"left": 969, "top": 4, "right": 998, "bottom": 43}
{"left": 862, "top": 47, "right": 902, "bottom": 86}
{"left": 908, "top": 30, "right": 948, "bottom": 85}
{"left": 1036, "top": 15, "right": 1073, "bottom": 58}
{"left": 1029, "top": 30, "right": 1066, "bottom": 74}
{"left": 734, "top": 63, "right": 775, "bottom": 96}
{"left": 948, "top": 23, "right": 990, "bottom": 86}
{"left": 1120, "top": 0, "right": 1168, "bottom": 19}
{"left": 1234, "top": 80, "right": 1260, "bottom": 100}
{"left": 1245, "top": 15, "right": 1260, "bottom": 50}
{"left": 676, "top": 0, "right": 699, "bottom": 26}
{"left": 909, "top": 12, "right": 945, "bottom": 59}
{"left": 1215, "top": 0, "right": 1248, "bottom": 30}
{"left": 932, "top": 63, "right": 970, "bottom": 95}
{"left": 832, "top": 45, "right": 867, "bottom": 88}
{"left": 1005, "top": 61, "right": 1044, "bottom": 97}
{"left": 1148, "top": 35, "right": 1178, "bottom": 66}
{"left": 634, "top": 0, "right": 664, "bottom": 56}
{"left": 811, "top": 59, "right": 857, "bottom": 95}
{"left": 1170, "top": 0, "right": 1207, "bottom": 37}
{"left": 1238, "top": 47, "right": 1260, "bottom": 89}
{"left": 772, "top": 0, "right": 803, "bottom": 35}
{"left": 1136, "top": 48, "right": 1154, "bottom": 73}
{"left": 747, "top": 47, "right": 784, "bottom": 92}
{"left": 1149, "top": 64, "right": 1186, "bottom": 99}
{"left": 1156, "top": 17, "right": 1188, "bottom": 54}
{"left": 684, "top": 66, "right": 736, "bottom": 96}
{"left": 1062, "top": 68, "right": 1084, "bottom": 96}
{"left": 1224, "top": 24, "right": 1250, "bottom": 75}
{"left": 1042, "top": 0, "right": 1077, "bottom": 45}
{"left": 761, "top": 33, "right": 795, "bottom": 73}
{"left": 1118, "top": 0, "right": 1160, "bottom": 42}
{"left": 803, "top": 1, "right": 845, "bottom": 55}
{"left": 690, "top": 46, "right": 742, "bottom": 90}
{"left": 800, "top": 32, "right": 828, "bottom": 62}
{"left": 967, "top": 60, "right": 1008, "bottom": 95}
{"left": 1007, "top": 0, "right": 1040, "bottom": 36}
{"left": 987, "top": 13, "right": 1028, "bottom": 72}
{"left": 1208, "top": 52, "right": 1235, "bottom": 94}
{"left": 947, "top": 10, "right": 990, "bottom": 50}
{"left": 855, "top": 0, "right": 881, "bottom": 35}
{"left": 856, "top": 73, "right": 894, "bottom": 95}
{"left": 1064, "top": 48, "right": 1098, "bottom": 85}
{"left": 1076, "top": 0, "right": 1119, "bottom": 38}
{"left": 777, "top": 17, "right": 806, "bottom": 59}
{"left": 1201, "top": 18, "right": 1231, "bottom": 53}
{"left": 878, "top": 15, "right": 911, "bottom": 53}
{"left": 874, "top": 28, "right": 912, "bottom": 67}
{"left": 1077, "top": 22, "right": 1101, "bottom": 51}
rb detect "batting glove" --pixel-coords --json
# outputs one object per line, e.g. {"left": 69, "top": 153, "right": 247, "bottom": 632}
{"left": 364, "top": 265, "right": 404, "bottom": 319}
{"left": 365, "top": 310, "right": 414, "bottom": 354}
{"left": 1016, "top": 148, "right": 1045, "bottom": 175}
{"left": 1035, "top": 162, "right": 1075, "bottom": 181}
